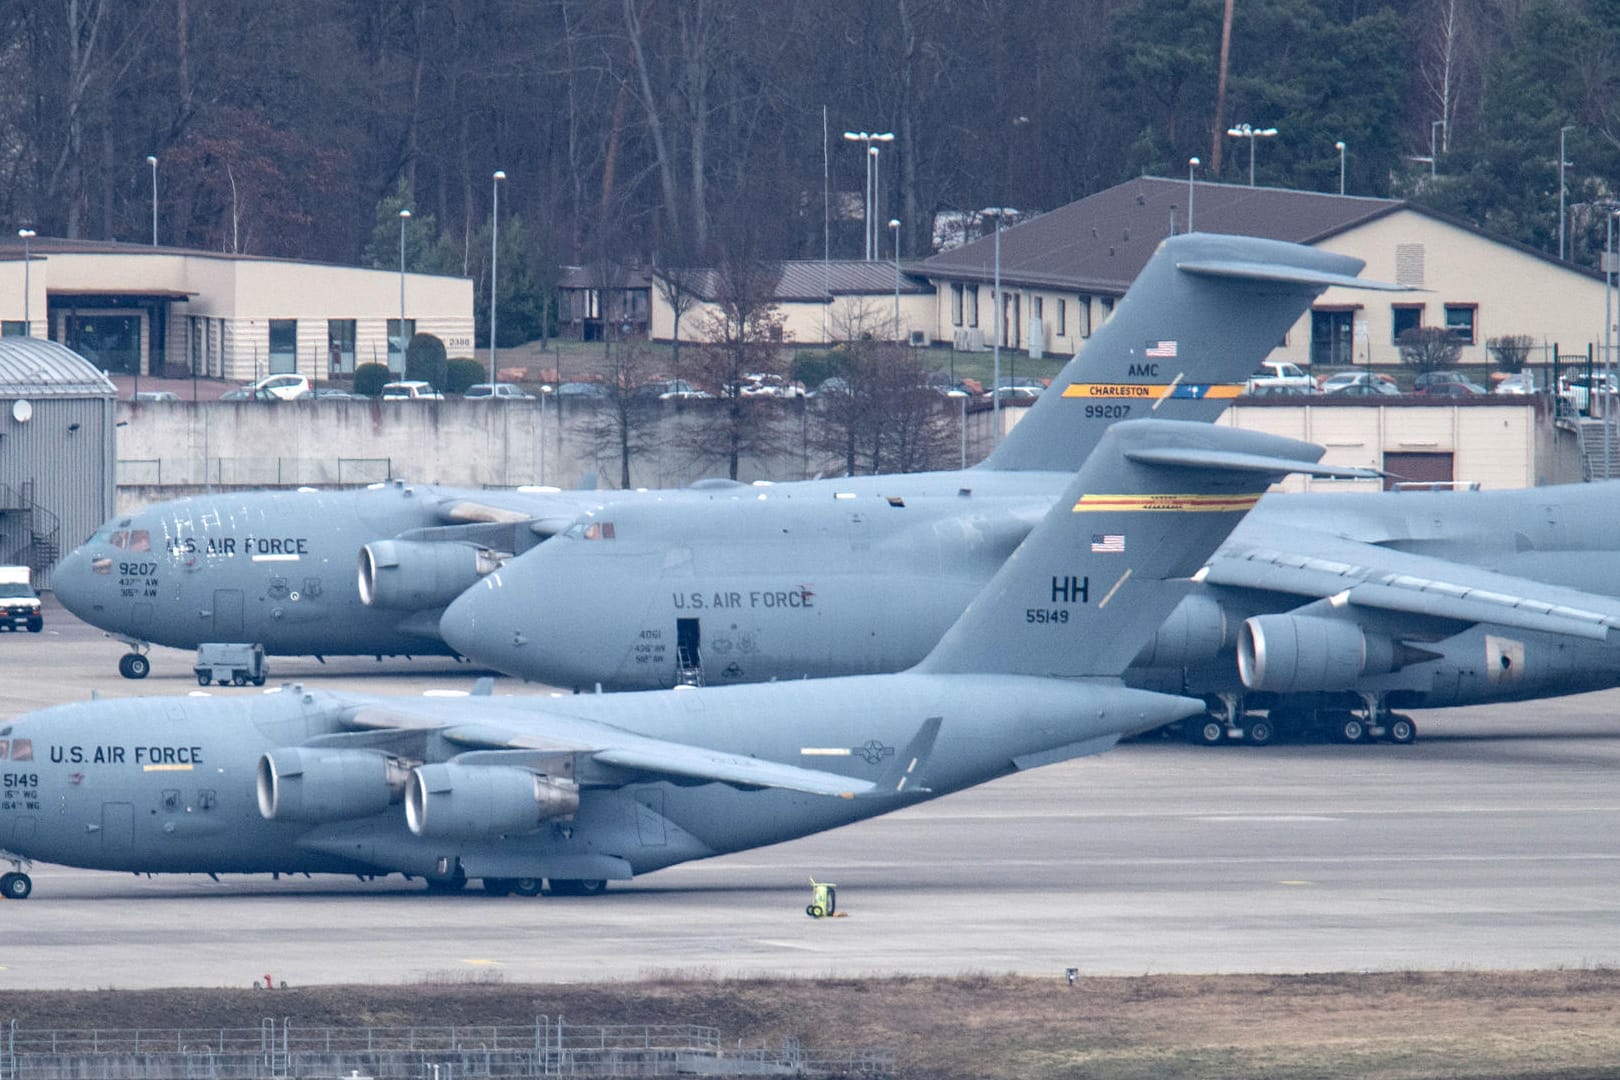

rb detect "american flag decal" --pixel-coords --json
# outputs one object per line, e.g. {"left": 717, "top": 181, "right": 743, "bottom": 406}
{"left": 1145, "top": 340, "right": 1178, "bottom": 358}
{"left": 1091, "top": 533, "right": 1126, "bottom": 553}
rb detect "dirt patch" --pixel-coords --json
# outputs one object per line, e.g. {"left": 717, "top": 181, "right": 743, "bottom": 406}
{"left": 3, "top": 970, "right": 1619, "bottom": 1078}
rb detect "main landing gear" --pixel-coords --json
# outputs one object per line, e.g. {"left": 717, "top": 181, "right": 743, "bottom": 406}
{"left": 1190, "top": 694, "right": 1418, "bottom": 747}
{"left": 117, "top": 649, "right": 151, "bottom": 679}
{"left": 2, "top": 862, "right": 32, "bottom": 900}
{"left": 475, "top": 877, "right": 607, "bottom": 897}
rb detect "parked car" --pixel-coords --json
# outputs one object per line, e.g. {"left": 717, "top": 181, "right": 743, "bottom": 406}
{"left": 1411, "top": 369, "right": 1482, "bottom": 392}
{"left": 738, "top": 373, "right": 806, "bottom": 399}
{"left": 1493, "top": 372, "right": 1537, "bottom": 395}
{"left": 1558, "top": 372, "right": 1618, "bottom": 414}
{"left": 555, "top": 381, "right": 610, "bottom": 400}
{"left": 309, "top": 387, "right": 366, "bottom": 400}
{"left": 636, "top": 379, "right": 712, "bottom": 401}
{"left": 245, "top": 373, "right": 311, "bottom": 400}
{"left": 1414, "top": 378, "right": 1487, "bottom": 396}
{"left": 989, "top": 385, "right": 1041, "bottom": 404}
{"left": 132, "top": 390, "right": 180, "bottom": 402}
{"left": 1322, "top": 371, "right": 1400, "bottom": 396}
{"left": 464, "top": 382, "right": 534, "bottom": 400}
{"left": 1244, "top": 360, "right": 1316, "bottom": 394}
{"left": 379, "top": 380, "right": 445, "bottom": 400}
{"left": 218, "top": 386, "right": 277, "bottom": 402}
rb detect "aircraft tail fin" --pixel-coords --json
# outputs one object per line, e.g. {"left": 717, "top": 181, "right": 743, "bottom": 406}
{"left": 917, "top": 419, "right": 1360, "bottom": 678}
{"left": 980, "top": 232, "right": 1407, "bottom": 474}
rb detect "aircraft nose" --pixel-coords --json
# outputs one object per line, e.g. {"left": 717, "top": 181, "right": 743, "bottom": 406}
{"left": 439, "top": 574, "right": 520, "bottom": 666}
{"left": 51, "top": 542, "right": 98, "bottom": 620}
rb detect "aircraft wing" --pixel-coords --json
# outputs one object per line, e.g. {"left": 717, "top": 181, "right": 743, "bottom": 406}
{"left": 1206, "top": 528, "right": 1620, "bottom": 642}
{"left": 345, "top": 701, "right": 879, "bottom": 797}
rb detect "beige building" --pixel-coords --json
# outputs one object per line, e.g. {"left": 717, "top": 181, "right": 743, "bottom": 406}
{"left": 0, "top": 237, "right": 473, "bottom": 384}
{"left": 648, "top": 260, "right": 935, "bottom": 347}
{"left": 921, "top": 178, "right": 1609, "bottom": 372}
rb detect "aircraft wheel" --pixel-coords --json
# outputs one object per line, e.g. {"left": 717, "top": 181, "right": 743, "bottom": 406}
{"left": 807, "top": 904, "right": 824, "bottom": 918}
{"left": 1, "top": 872, "right": 32, "bottom": 900}
{"left": 548, "top": 878, "right": 607, "bottom": 897}
{"left": 1191, "top": 719, "right": 1226, "bottom": 746}
{"left": 122, "top": 653, "right": 150, "bottom": 680}
{"left": 425, "top": 869, "right": 467, "bottom": 894}
{"left": 1387, "top": 714, "right": 1417, "bottom": 745}
{"left": 196, "top": 673, "right": 211, "bottom": 687}
{"left": 482, "top": 878, "right": 515, "bottom": 897}
{"left": 513, "top": 878, "right": 543, "bottom": 897}
{"left": 1245, "top": 717, "right": 1275, "bottom": 746}
{"left": 1334, "top": 716, "right": 1367, "bottom": 744}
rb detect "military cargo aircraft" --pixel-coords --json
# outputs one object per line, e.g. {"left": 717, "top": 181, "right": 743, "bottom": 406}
{"left": 440, "top": 472, "right": 1620, "bottom": 745}
{"left": 0, "top": 420, "right": 1335, "bottom": 899}
{"left": 51, "top": 233, "right": 1393, "bottom": 678}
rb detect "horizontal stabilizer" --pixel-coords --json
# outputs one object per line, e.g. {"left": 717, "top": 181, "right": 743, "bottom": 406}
{"left": 1177, "top": 258, "right": 1409, "bottom": 292}
{"left": 1125, "top": 446, "right": 1381, "bottom": 481}
{"left": 862, "top": 716, "right": 941, "bottom": 796}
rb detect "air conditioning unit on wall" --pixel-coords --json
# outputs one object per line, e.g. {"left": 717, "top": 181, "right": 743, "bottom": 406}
{"left": 908, "top": 329, "right": 928, "bottom": 347}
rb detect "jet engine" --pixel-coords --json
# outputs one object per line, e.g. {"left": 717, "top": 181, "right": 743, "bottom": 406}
{"left": 358, "top": 540, "right": 502, "bottom": 610}
{"left": 1238, "top": 613, "right": 1398, "bottom": 693}
{"left": 1133, "top": 592, "right": 1232, "bottom": 668}
{"left": 257, "top": 747, "right": 411, "bottom": 823}
{"left": 405, "top": 763, "right": 580, "bottom": 840}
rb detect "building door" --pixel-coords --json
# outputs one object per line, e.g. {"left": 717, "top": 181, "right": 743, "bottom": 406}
{"left": 65, "top": 315, "right": 143, "bottom": 374}
{"left": 676, "top": 617, "right": 701, "bottom": 685}
{"left": 1311, "top": 310, "right": 1354, "bottom": 367}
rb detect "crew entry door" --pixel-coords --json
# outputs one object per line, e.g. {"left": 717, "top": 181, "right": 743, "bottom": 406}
{"left": 676, "top": 617, "right": 702, "bottom": 687}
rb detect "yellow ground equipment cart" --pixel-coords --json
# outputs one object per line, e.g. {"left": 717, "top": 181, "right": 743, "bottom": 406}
{"left": 806, "top": 877, "right": 837, "bottom": 918}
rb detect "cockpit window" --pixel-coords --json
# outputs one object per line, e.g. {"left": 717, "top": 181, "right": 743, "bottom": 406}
{"left": 92, "top": 557, "right": 112, "bottom": 575}
{"left": 127, "top": 529, "right": 151, "bottom": 552}
{"left": 583, "top": 521, "right": 615, "bottom": 541}
{"left": 0, "top": 738, "right": 32, "bottom": 761}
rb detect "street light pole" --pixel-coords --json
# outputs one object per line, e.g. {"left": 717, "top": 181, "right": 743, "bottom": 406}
{"left": 841, "top": 131, "right": 893, "bottom": 259}
{"left": 398, "top": 209, "right": 410, "bottom": 374}
{"left": 1187, "top": 157, "right": 1199, "bottom": 231}
{"left": 490, "top": 169, "right": 506, "bottom": 386}
{"left": 889, "top": 218, "right": 901, "bottom": 341}
{"left": 1226, "top": 124, "right": 1277, "bottom": 186}
{"left": 1335, "top": 140, "right": 1346, "bottom": 195}
{"left": 1559, "top": 125, "right": 1575, "bottom": 261}
{"left": 146, "top": 155, "right": 158, "bottom": 246}
{"left": 17, "top": 229, "right": 34, "bottom": 336}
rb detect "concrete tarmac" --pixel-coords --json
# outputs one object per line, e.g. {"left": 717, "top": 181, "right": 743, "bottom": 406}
{"left": 3, "top": 600, "right": 1619, "bottom": 989}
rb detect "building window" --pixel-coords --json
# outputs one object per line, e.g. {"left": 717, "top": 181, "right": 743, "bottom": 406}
{"left": 327, "top": 319, "right": 356, "bottom": 375}
{"left": 1076, "top": 296, "right": 1092, "bottom": 338}
{"left": 1444, "top": 303, "right": 1477, "bottom": 345}
{"left": 268, "top": 319, "right": 297, "bottom": 374}
{"left": 966, "top": 284, "right": 979, "bottom": 328}
{"left": 1391, "top": 304, "right": 1423, "bottom": 343}
{"left": 1099, "top": 296, "right": 1114, "bottom": 322}
{"left": 1056, "top": 298, "right": 1066, "bottom": 337}
{"left": 1, "top": 321, "right": 26, "bottom": 337}
{"left": 951, "top": 283, "right": 964, "bottom": 327}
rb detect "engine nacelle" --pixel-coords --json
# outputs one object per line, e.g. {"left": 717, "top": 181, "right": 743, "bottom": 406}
{"left": 257, "top": 747, "right": 410, "bottom": 823}
{"left": 405, "top": 763, "right": 580, "bottom": 840}
{"left": 1133, "top": 592, "right": 1232, "bottom": 668}
{"left": 1238, "top": 614, "right": 1397, "bottom": 693}
{"left": 358, "top": 539, "right": 501, "bottom": 610}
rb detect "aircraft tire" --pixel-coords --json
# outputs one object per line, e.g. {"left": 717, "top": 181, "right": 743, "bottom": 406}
{"left": 1245, "top": 718, "right": 1275, "bottom": 746}
{"left": 548, "top": 879, "right": 607, "bottom": 897}
{"left": 1334, "top": 715, "right": 1367, "bottom": 744}
{"left": 425, "top": 869, "right": 467, "bottom": 894}
{"left": 122, "top": 654, "right": 150, "bottom": 680}
{"left": 1387, "top": 715, "right": 1417, "bottom": 745}
{"left": 1, "top": 872, "right": 31, "bottom": 900}
{"left": 1191, "top": 719, "right": 1225, "bottom": 746}
{"left": 513, "top": 878, "right": 543, "bottom": 897}
{"left": 482, "top": 878, "right": 515, "bottom": 896}
{"left": 196, "top": 673, "right": 211, "bottom": 686}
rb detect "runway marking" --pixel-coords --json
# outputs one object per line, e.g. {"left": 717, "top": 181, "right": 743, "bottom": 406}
{"left": 462, "top": 958, "right": 500, "bottom": 966}
{"left": 1198, "top": 815, "right": 1340, "bottom": 822}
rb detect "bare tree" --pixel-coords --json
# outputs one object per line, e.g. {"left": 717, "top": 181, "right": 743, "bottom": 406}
{"left": 579, "top": 342, "right": 663, "bottom": 488}
{"left": 810, "top": 341, "right": 954, "bottom": 475}
{"left": 1398, "top": 326, "right": 1463, "bottom": 373}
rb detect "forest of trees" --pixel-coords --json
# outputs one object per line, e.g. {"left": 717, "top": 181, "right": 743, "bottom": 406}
{"left": 5, "top": 0, "right": 1620, "bottom": 348}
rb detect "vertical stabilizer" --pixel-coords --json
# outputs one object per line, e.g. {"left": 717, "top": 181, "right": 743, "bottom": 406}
{"left": 919, "top": 419, "right": 1347, "bottom": 678}
{"left": 981, "top": 233, "right": 1403, "bottom": 473}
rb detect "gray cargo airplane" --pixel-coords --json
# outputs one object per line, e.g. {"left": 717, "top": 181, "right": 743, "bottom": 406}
{"left": 444, "top": 478, "right": 1620, "bottom": 745}
{"left": 51, "top": 233, "right": 1391, "bottom": 679}
{"left": 0, "top": 420, "right": 1331, "bottom": 899}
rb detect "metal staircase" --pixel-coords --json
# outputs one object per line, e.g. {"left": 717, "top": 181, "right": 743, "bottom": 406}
{"left": 1576, "top": 419, "right": 1620, "bottom": 481}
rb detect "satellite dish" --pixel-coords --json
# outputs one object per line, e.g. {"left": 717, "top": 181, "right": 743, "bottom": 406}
{"left": 11, "top": 399, "right": 32, "bottom": 423}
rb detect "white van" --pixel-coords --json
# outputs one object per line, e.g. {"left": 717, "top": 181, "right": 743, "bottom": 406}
{"left": 380, "top": 381, "right": 445, "bottom": 401}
